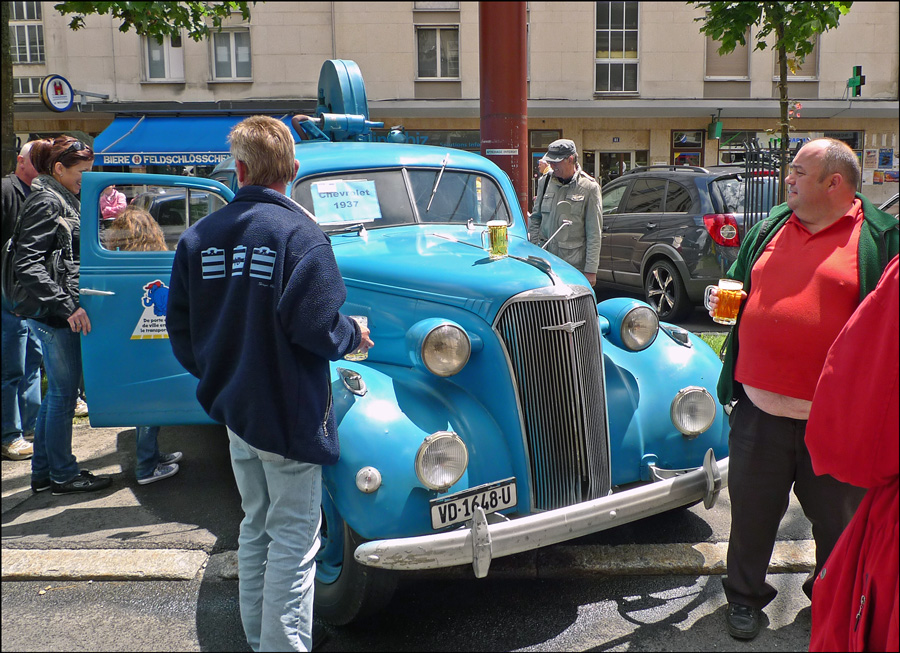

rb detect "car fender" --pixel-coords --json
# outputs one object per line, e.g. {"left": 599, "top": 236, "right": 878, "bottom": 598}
{"left": 597, "top": 298, "right": 728, "bottom": 485}
{"left": 640, "top": 243, "right": 691, "bottom": 283}
{"left": 326, "top": 361, "right": 519, "bottom": 540}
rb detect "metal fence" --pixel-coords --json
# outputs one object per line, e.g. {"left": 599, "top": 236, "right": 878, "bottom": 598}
{"left": 741, "top": 140, "right": 798, "bottom": 233}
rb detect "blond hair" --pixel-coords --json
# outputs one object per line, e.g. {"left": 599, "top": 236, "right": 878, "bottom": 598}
{"left": 228, "top": 116, "right": 296, "bottom": 188}
{"left": 104, "top": 207, "right": 168, "bottom": 252}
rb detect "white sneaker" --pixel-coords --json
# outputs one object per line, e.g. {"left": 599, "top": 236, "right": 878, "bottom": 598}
{"left": 74, "top": 398, "right": 89, "bottom": 417}
{"left": 1, "top": 436, "right": 34, "bottom": 460}
{"left": 137, "top": 463, "right": 179, "bottom": 485}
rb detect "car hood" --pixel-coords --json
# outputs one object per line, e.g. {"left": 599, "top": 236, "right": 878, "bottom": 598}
{"left": 329, "top": 225, "right": 589, "bottom": 321}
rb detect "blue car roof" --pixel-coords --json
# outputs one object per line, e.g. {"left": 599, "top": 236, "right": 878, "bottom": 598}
{"left": 290, "top": 141, "right": 503, "bottom": 178}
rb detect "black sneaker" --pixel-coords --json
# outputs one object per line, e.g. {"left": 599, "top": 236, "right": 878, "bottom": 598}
{"left": 31, "top": 477, "right": 52, "bottom": 493}
{"left": 726, "top": 602, "right": 761, "bottom": 640}
{"left": 51, "top": 470, "right": 112, "bottom": 495}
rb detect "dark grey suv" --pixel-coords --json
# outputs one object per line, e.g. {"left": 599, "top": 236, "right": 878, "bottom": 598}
{"left": 598, "top": 165, "right": 777, "bottom": 320}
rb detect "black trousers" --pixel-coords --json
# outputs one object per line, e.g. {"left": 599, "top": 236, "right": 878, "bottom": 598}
{"left": 722, "top": 396, "right": 867, "bottom": 609}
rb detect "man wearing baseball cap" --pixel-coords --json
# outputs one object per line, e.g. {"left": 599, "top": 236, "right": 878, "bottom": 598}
{"left": 528, "top": 139, "right": 602, "bottom": 286}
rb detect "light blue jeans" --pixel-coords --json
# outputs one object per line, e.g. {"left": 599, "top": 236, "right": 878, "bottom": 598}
{"left": 27, "top": 320, "right": 81, "bottom": 484}
{"left": 135, "top": 426, "right": 161, "bottom": 479}
{"left": 227, "top": 427, "right": 322, "bottom": 652}
{"left": 1, "top": 305, "right": 42, "bottom": 444}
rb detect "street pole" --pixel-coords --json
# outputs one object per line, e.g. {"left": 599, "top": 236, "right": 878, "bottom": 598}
{"left": 479, "top": 1, "right": 528, "bottom": 218}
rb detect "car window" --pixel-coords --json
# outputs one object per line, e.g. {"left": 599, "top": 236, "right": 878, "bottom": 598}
{"left": 292, "top": 168, "right": 511, "bottom": 233}
{"left": 712, "top": 175, "right": 779, "bottom": 216}
{"left": 99, "top": 184, "right": 228, "bottom": 251}
{"left": 622, "top": 178, "right": 665, "bottom": 213}
{"left": 664, "top": 181, "right": 693, "bottom": 213}
{"left": 601, "top": 183, "right": 628, "bottom": 215}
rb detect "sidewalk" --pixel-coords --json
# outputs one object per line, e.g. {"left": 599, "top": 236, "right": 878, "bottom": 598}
{"left": 2, "top": 422, "right": 815, "bottom": 583}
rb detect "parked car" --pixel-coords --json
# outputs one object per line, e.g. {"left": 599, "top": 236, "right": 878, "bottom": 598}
{"left": 597, "top": 165, "right": 778, "bottom": 320}
{"left": 77, "top": 60, "right": 729, "bottom": 625}
{"left": 127, "top": 186, "right": 226, "bottom": 249}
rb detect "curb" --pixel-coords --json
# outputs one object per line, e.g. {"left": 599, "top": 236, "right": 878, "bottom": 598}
{"left": 1, "top": 540, "right": 814, "bottom": 583}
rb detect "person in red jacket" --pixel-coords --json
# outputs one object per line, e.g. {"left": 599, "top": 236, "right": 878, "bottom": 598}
{"left": 805, "top": 253, "right": 899, "bottom": 652}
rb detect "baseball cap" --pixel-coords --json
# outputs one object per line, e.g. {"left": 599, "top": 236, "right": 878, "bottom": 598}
{"left": 543, "top": 139, "right": 577, "bottom": 163}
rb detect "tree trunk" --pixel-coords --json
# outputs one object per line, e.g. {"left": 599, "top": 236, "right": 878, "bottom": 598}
{"left": 2, "top": 1, "right": 16, "bottom": 175}
{"left": 776, "top": 25, "right": 789, "bottom": 204}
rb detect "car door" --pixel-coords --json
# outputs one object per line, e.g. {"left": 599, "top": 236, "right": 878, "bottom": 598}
{"left": 79, "top": 172, "right": 233, "bottom": 427}
{"left": 597, "top": 181, "right": 628, "bottom": 284}
{"left": 606, "top": 176, "right": 666, "bottom": 288}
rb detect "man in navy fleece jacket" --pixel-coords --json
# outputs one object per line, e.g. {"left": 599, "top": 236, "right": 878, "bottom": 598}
{"left": 167, "top": 115, "right": 372, "bottom": 652}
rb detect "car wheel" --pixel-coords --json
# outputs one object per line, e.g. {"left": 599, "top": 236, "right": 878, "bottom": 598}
{"left": 315, "top": 491, "right": 398, "bottom": 625}
{"left": 644, "top": 260, "right": 691, "bottom": 321}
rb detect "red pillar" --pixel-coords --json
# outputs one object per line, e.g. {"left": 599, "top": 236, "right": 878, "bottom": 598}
{"left": 479, "top": 2, "right": 528, "bottom": 217}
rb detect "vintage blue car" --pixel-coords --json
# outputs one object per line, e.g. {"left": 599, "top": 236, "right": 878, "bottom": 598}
{"left": 79, "top": 60, "right": 729, "bottom": 625}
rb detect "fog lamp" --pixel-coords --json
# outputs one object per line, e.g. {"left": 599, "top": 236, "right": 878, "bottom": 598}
{"left": 415, "top": 431, "right": 468, "bottom": 491}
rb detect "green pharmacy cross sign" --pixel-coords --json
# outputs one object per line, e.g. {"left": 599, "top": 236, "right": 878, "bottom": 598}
{"left": 848, "top": 65, "right": 866, "bottom": 98}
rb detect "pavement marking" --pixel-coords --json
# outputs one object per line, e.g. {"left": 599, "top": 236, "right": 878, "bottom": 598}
{"left": 1, "top": 548, "right": 209, "bottom": 581}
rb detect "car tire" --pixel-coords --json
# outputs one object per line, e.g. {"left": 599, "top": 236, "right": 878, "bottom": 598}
{"left": 315, "top": 492, "right": 398, "bottom": 625}
{"left": 644, "top": 259, "right": 692, "bottom": 321}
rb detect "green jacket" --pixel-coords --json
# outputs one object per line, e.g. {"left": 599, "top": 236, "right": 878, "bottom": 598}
{"left": 717, "top": 192, "right": 899, "bottom": 405}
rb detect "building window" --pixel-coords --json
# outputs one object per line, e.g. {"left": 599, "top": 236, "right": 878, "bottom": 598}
{"left": 13, "top": 76, "right": 42, "bottom": 96}
{"left": 144, "top": 34, "right": 184, "bottom": 81}
{"left": 774, "top": 37, "right": 818, "bottom": 79}
{"left": 414, "top": 1, "right": 459, "bottom": 8}
{"left": 9, "top": 1, "right": 44, "bottom": 64}
{"left": 212, "top": 29, "right": 251, "bottom": 80}
{"left": 595, "top": 1, "right": 638, "bottom": 93}
{"left": 416, "top": 26, "right": 459, "bottom": 79}
{"left": 671, "top": 130, "right": 705, "bottom": 167}
{"left": 705, "top": 32, "right": 749, "bottom": 79}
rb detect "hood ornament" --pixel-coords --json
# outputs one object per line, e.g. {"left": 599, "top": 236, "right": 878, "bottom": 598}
{"left": 542, "top": 320, "right": 585, "bottom": 334}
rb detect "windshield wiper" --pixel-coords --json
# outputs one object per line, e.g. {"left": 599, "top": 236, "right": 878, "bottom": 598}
{"left": 330, "top": 222, "right": 367, "bottom": 236}
{"left": 426, "top": 154, "right": 450, "bottom": 213}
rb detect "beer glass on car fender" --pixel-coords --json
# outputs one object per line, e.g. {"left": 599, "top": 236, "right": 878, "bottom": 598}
{"left": 704, "top": 279, "right": 744, "bottom": 326}
{"left": 345, "top": 316, "right": 368, "bottom": 361}
{"left": 481, "top": 220, "right": 508, "bottom": 260}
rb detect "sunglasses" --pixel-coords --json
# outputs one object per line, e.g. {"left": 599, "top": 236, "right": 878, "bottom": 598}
{"left": 63, "top": 140, "right": 88, "bottom": 155}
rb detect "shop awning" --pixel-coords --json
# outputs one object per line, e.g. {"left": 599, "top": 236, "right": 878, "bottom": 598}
{"left": 93, "top": 116, "right": 248, "bottom": 167}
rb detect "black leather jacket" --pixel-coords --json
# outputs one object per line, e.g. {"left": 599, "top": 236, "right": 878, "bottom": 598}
{"left": 13, "top": 175, "right": 81, "bottom": 328}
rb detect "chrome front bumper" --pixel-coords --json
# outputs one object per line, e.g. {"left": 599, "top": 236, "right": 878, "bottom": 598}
{"left": 355, "top": 449, "right": 728, "bottom": 578}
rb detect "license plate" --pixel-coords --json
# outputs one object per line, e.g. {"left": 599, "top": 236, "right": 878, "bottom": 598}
{"left": 429, "top": 478, "right": 517, "bottom": 529}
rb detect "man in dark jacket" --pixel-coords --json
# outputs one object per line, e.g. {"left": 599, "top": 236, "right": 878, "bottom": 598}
{"left": 1, "top": 140, "right": 42, "bottom": 461}
{"left": 167, "top": 116, "right": 372, "bottom": 652}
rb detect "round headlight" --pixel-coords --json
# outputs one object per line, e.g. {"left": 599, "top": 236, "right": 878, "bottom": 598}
{"left": 422, "top": 325, "right": 471, "bottom": 377}
{"left": 671, "top": 386, "right": 716, "bottom": 438}
{"left": 621, "top": 306, "right": 659, "bottom": 351}
{"left": 415, "top": 431, "right": 468, "bottom": 491}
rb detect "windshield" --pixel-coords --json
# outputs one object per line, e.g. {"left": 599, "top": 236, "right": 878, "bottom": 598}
{"left": 291, "top": 168, "right": 511, "bottom": 233}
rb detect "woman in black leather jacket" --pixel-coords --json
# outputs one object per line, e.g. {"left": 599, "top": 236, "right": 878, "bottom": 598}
{"left": 13, "top": 136, "right": 112, "bottom": 496}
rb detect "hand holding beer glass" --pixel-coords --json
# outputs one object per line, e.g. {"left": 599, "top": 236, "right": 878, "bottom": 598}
{"left": 704, "top": 279, "right": 746, "bottom": 326}
{"left": 345, "top": 315, "right": 375, "bottom": 361}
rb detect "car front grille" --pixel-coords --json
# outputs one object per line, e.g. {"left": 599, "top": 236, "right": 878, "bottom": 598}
{"left": 493, "top": 287, "right": 611, "bottom": 512}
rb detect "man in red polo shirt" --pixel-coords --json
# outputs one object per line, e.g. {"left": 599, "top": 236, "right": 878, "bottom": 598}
{"left": 708, "top": 138, "right": 899, "bottom": 641}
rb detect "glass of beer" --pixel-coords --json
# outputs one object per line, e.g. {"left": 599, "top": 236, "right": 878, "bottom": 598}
{"left": 704, "top": 279, "right": 744, "bottom": 326}
{"left": 345, "top": 315, "right": 368, "bottom": 361}
{"left": 481, "top": 220, "right": 509, "bottom": 260}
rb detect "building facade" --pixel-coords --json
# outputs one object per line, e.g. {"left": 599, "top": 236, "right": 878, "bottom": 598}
{"left": 11, "top": 1, "right": 899, "bottom": 202}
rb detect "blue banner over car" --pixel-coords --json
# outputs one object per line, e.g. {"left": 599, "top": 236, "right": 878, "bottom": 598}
{"left": 78, "top": 60, "right": 729, "bottom": 625}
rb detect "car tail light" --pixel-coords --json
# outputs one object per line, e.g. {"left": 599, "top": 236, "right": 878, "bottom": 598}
{"left": 703, "top": 214, "right": 740, "bottom": 247}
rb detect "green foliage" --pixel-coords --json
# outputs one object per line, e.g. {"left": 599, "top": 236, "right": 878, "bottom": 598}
{"left": 53, "top": 1, "right": 254, "bottom": 44}
{"left": 689, "top": 2, "right": 852, "bottom": 66}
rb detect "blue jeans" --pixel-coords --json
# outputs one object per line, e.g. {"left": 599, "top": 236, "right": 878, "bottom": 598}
{"left": 136, "top": 426, "right": 161, "bottom": 479}
{"left": 227, "top": 427, "right": 322, "bottom": 652}
{"left": 1, "top": 306, "right": 42, "bottom": 444}
{"left": 27, "top": 320, "right": 81, "bottom": 484}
